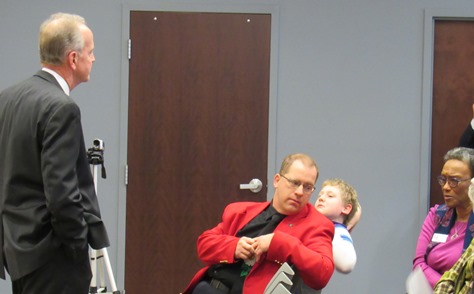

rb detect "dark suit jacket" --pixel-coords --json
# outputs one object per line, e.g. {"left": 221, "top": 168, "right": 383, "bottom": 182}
{"left": 459, "top": 123, "right": 474, "bottom": 148}
{"left": 182, "top": 201, "right": 334, "bottom": 294}
{"left": 0, "top": 70, "right": 109, "bottom": 280}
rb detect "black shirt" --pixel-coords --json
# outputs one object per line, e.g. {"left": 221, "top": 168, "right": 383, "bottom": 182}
{"left": 207, "top": 204, "right": 286, "bottom": 293}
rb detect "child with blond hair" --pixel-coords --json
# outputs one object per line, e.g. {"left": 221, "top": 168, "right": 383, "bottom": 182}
{"left": 292, "top": 178, "right": 361, "bottom": 293}
{"left": 315, "top": 178, "right": 360, "bottom": 274}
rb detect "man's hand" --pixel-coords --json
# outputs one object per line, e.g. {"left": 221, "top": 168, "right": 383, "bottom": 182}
{"left": 252, "top": 233, "right": 274, "bottom": 262}
{"left": 234, "top": 236, "right": 256, "bottom": 260}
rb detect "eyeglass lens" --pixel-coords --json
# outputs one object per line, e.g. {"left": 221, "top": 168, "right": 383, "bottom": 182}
{"left": 437, "top": 175, "right": 468, "bottom": 188}
{"left": 280, "top": 174, "right": 314, "bottom": 193}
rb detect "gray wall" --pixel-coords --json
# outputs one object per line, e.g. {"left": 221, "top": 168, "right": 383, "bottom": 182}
{"left": 1, "top": 0, "right": 472, "bottom": 293}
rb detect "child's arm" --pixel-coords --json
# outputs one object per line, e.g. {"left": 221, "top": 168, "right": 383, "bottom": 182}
{"left": 333, "top": 225, "right": 357, "bottom": 274}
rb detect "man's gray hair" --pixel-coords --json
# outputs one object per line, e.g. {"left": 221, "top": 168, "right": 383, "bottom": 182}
{"left": 39, "top": 12, "right": 86, "bottom": 66}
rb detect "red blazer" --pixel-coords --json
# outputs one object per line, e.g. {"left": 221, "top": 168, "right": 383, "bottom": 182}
{"left": 182, "top": 201, "right": 334, "bottom": 293}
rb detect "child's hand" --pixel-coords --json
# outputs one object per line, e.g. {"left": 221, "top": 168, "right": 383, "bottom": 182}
{"left": 347, "top": 203, "right": 362, "bottom": 232}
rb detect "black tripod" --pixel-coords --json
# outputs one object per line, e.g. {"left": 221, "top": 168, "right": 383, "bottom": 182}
{"left": 87, "top": 139, "right": 120, "bottom": 294}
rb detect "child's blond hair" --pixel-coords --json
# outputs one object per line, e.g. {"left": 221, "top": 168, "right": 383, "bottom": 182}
{"left": 322, "top": 178, "right": 359, "bottom": 226}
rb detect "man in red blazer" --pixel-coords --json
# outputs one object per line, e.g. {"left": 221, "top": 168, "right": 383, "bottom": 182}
{"left": 182, "top": 153, "right": 334, "bottom": 294}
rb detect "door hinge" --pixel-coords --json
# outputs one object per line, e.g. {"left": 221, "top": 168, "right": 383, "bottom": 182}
{"left": 128, "top": 39, "right": 132, "bottom": 60}
{"left": 125, "top": 164, "right": 128, "bottom": 185}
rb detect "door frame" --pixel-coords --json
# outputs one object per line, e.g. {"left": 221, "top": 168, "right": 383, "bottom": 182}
{"left": 420, "top": 8, "right": 474, "bottom": 227}
{"left": 116, "top": 2, "right": 280, "bottom": 288}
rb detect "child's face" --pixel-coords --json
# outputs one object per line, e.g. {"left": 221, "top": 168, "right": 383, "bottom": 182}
{"left": 315, "top": 185, "right": 349, "bottom": 222}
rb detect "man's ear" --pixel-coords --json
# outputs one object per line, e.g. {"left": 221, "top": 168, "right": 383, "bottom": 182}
{"left": 68, "top": 51, "right": 78, "bottom": 68}
{"left": 273, "top": 173, "right": 281, "bottom": 188}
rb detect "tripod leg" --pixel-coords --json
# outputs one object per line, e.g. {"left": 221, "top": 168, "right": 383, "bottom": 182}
{"left": 97, "top": 250, "right": 106, "bottom": 292}
{"left": 102, "top": 248, "right": 118, "bottom": 292}
{"left": 89, "top": 248, "right": 98, "bottom": 294}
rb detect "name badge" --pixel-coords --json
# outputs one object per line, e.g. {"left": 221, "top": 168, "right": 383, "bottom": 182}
{"left": 432, "top": 233, "right": 448, "bottom": 243}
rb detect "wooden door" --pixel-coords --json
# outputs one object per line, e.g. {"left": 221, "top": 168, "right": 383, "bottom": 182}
{"left": 430, "top": 20, "right": 474, "bottom": 207}
{"left": 125, "top": 11, "right": 271, "bottom": 293}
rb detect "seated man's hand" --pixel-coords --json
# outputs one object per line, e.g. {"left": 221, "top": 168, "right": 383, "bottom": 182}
{"left": 252, "top": 233, "right": 274, "bottom": 262}
{"left": 235, "top": 236, "right": 256, "bottom": 261}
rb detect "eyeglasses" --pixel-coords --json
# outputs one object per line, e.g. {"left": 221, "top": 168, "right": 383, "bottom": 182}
{"left": 279, "top": 174, "right": 315, "bottom": 194}
{"left": 437, "top": 175, "right": 471, "bottom": 188}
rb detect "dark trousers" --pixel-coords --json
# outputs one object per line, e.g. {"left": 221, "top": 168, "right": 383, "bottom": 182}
{"left": 192, "top": 281, "right": 229, "bottom": 294}
{"left": 11, "top": 246, "right": 91, "bottom": 294}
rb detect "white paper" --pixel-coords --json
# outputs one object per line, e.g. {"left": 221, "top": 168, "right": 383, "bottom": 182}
{"left": 406, "top": 267, "right": 433, "bottom": 294}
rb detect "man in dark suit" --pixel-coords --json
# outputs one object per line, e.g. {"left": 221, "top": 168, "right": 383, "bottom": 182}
{"left": 182, "top": 153, "right": 334, "bottom": 294}
{"left": 459, "top": 103, "right": 474, "bottom": 148}
{"left": 0, "top": 13, "right": 109, "bottom": 294}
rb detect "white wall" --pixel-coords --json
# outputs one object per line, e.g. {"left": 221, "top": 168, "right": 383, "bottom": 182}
{"left": 1, "top": 0, "right": 474, "bottom": 293}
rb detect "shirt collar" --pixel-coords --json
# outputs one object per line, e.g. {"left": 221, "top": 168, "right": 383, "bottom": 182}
{"left": 41, "top": 68, "right": 70, "bottom": 96}
{"left": 266, "top": 204, "right": 285, "bottom": 221}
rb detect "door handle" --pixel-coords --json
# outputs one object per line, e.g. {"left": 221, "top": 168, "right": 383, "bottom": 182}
{"left": 240, "top": 178, "right": 263, "bottom": 193}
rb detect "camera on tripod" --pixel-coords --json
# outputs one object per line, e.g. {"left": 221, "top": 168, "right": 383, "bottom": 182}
{"left": 87, "top": 139, "right": 106, "bottom": 180}
{"left": 87, "top": 138, "right": 106, "bottom": 179}
{"left": 92, "top": 139, "right": 104, "bottom": 151}
{"left": 86, "top": 139, "right": 119, "bottom": 293}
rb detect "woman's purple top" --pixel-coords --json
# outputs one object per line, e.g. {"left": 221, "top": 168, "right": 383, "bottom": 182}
{"left": 413, "top": 205, "right": 467, "bottom": 288}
